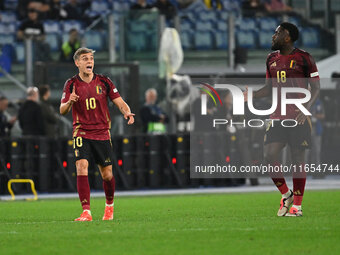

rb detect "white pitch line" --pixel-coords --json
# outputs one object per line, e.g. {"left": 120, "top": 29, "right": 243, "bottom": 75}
{"left": 1, "top": 179, "right": 339, "bottom": 201}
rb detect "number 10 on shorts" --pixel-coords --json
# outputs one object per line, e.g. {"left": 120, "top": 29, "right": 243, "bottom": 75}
{"left": 74, "top": 137, "right": 83, "bottom": 148}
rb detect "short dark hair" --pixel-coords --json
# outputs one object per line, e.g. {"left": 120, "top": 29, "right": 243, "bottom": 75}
{"left": 69, "top": 28, "right": 78, "bottom": 34}
{"left": 38, "top": 84, "right": 50, "bottom": 97}
{"left": 280, "top": 22, "right": 299, "bottom": 42}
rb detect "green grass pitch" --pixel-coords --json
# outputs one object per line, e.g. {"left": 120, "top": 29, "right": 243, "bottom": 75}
{"left": 0, "top": 190, "right": 339, "bottom": 255}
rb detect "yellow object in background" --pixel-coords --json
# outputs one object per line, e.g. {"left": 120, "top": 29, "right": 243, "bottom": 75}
{"left": 7, "top": 179, "right": 38, "bottom": 201}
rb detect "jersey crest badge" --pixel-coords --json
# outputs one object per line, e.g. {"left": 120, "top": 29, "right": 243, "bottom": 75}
{"left": 96, "top": 85, "right": 103, "bottom": 95}
{"left": 270, "top": 62, "right": 276, "bottom": 68}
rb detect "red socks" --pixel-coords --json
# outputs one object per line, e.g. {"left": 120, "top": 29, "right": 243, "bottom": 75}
{"left": 270, "top": 162, "right": 289, "bottom": 195}
{"left": 77, "top": 176, "right": 91, "bottom": 210}
{"left": 272, "top": 177, "right": 289, "bottom": 194}
{"left": 293, "top": 164, "right": 306, "bottom": 206}
{"left": 270, "top": 162, "right": 306, "bottom": 205}
{"left": 103, "top": 176, "right": 115, "bottom": 205}
{"left": 77, "top": 175, "right": 115, "bottom": 210}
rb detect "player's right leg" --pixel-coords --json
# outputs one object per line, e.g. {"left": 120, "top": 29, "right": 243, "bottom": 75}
{"left": 264, "top": 142, "right": 293, "bottom": 216}
{"left": 73, "top": 137, "right": 92, "bottom": 222}
{"left": 74, "top": 159, "right": 92, "bottom": 221}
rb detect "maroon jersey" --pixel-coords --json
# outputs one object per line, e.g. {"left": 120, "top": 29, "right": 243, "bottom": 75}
{"left": 61, "top": 73, "right": 121, "bottom": 140}
{"left": 266, "top": 48, "right": 319, "bottom": 119}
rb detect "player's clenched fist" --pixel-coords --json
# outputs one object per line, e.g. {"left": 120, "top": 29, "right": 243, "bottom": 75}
{"left": 69, "top": 85, "right": 79, "bottom": 104}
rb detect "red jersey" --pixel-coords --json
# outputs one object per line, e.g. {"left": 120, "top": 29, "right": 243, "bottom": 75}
{"left": 266, "top": 48, "right": 319, "bottom": 119}
{"left": 61, "top": 73, "right": 121, "bottom": 140}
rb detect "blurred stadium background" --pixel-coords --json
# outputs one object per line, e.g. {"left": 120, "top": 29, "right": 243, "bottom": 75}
{"left": 0, "top": 0, "right": 340, "bottom": 196}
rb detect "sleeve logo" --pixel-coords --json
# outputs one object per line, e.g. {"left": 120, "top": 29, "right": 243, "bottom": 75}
{"left": 310, "top": 72, "right": 319, "bottom": 77}
{"left": 113, "top": 88, "right": 118, "bottom": 93}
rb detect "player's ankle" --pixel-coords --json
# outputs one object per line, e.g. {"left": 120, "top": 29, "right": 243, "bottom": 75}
{"left": 105, "top": 202, "right": 114, "bottom": 207}
{"left": 83, "top": 209, "right": 92, "bottom": 215}
{"left": 282, "top": 189, "right": 292, "bottom": 199}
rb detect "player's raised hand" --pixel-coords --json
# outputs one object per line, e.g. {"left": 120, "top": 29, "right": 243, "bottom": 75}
{"left": 124, "top": 112, "right": 135, "bottom": 125}
{"left": 69, "top": 85, "right": 79, "bottom": 104}
{"left": 243, "top": 86, "right": 249, "bottom": 102}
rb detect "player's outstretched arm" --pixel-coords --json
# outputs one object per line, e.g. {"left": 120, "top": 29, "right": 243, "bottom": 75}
{"left": 60, "top": 85, "right": 79, "bottom": 115}
{"left": 112, "top": 97, "right": 135, "bottom": 125}
{"left": 243, "top": 79, "right": 272, "bottom": 102}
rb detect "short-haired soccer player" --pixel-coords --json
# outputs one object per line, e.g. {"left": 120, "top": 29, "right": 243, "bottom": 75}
{"left": 60, "top": 48, "right": 135, "bottom": 221}
{"left": 244, "top": 23, "right": 320, "bottom": 216}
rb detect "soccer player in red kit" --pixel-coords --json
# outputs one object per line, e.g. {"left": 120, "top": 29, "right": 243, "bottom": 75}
{"left": 244, "top": 23, "right": 320, "bottom": 216}
{"left": 60, "top": 48, "right": 135, "bottom": 221}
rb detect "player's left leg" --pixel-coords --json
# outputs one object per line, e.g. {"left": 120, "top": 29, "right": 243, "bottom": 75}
{"left": 285, "top": 120, "right": 311, "bottom": 217}
{"left": 98, "top": 165, "right": 115, "bottom": 220}
{"left": 91, "top": 139, "right": 115, "bottom": 220}
{"left": 286, "top": 148, "right": 305, "bottom": 217}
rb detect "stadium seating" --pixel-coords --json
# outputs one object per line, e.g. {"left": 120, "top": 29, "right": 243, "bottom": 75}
{"left": 4, "top": 0, "right": 18, "bottom": 11}
{"left": 258, "top": 30, "right": 273, "bottom": 49}
{"left": 216, "top": 20, "right": 228, "bottom": 31}
{"left": 194, "top": 31, "right": 214, "bottom": 50}
{"left": 238, "top": 18, "right": 257, "bottom": 31}
{"left": 43, "top": 20, "right": 61, "bottom": 34}
{"left": 236, "top": 30, "right": 257, "bottom": 49}
{"left": 13, "top": 42, "right": 24, "bottom": 62}
{"left": 111, "top": 0, "right": 130, "bottom": 12}
{"left": 258, "top": 17, "right": 279, "bottom": 31}
{"left": 219, "top": 11, "right": 229, "bottom": 21}
{"left": 0, "top": 34, "right": 16, "bottom": 45}
{"left": 288, "top": 15, "right": 301, "bottom": 27}
{"left": 195, "top": 20, "right": 214, "bottom": 31}
{"left": 0, "top": 0, "right": 326, "bottom": 57}
{"left": 0, "top": 11, "right": 17, "bottom": 23}
{"left": 62, "top": 20, "right": 83, "bottom": 33}
{"left": 85, "top": 10, "right": 101, "bottom": 18}
{"left": 301, "top": 27, "right": 321, "bottom": 48}
{"left": 45, "top": 33, "right": 60, "bottom": 51}
{"left": 196, "top": 11, "right": 217, "bottom": 22}
{"left": 84, "top": 31, "right": 105, "bottom": 51}
{"left": 215, "top": 30, "right": 228, "bottom": 49}
{"left": 91, "top": 0, "right": 110, "bottom": 13}
{"left": 180, "top": 19, "right": 194, "bottom": 32}
{"left": 0, "top": 22, "right": 16, "bottom": 34}
{"left": 180, "top": 31, "right": 193, "bottom": 50}
{"left": 61, "top": 32, "right": 69, "bottom": 44}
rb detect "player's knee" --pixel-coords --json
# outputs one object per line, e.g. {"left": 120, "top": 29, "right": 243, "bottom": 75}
{"left": 76, "top": 160, "right": 88, "bottom": 175}
{"left": 102, "top": 172, "right": 113, "bottom": 181}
